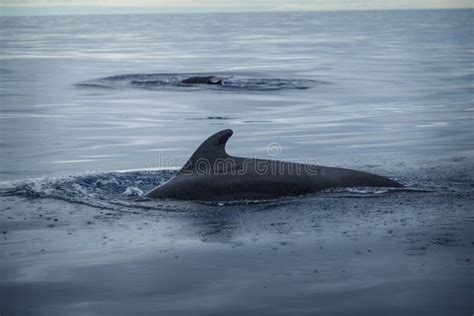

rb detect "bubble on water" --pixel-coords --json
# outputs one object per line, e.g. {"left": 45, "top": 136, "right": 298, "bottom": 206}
{"left": 0, "top": 170, "right": 176, "bottom": 210}
{"left": 123, "top": 186, "right": 144, "bottom": 197}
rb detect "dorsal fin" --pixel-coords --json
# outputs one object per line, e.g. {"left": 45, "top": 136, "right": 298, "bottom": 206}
{"left": 180, "top": 129, "right": 233, "bottom": 173}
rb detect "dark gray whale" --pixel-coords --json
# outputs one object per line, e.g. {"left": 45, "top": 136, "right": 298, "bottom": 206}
{"left": 146, "top": 129, "right": 403, "bottom": 201}
{"left": 180, "top": 76, "right": 224, "bottom": 85}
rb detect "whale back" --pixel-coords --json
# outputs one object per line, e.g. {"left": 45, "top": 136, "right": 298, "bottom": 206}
{"left": 146, "top": 129, "right": 404, "bottom": 200}
{"left": 180, "top": 129, "right": 233, "bottom": 174}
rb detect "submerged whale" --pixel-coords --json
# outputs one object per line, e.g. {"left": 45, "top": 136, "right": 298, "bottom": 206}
{"left": 146, "top": 129, "right": 403, "bottom": 201}
{"left": 180, "top": 76, "right": 224, "bottom": 85}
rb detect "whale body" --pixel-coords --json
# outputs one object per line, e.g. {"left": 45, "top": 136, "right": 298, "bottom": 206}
{"left": 145, "top": 129, "right": 403, "bottom": 201}
{"left": 180, "top": 76, "right": 224, "bottom": 85}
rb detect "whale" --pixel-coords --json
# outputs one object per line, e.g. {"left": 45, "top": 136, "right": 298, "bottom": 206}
{"left": 145, "top": 129, "right": 403, "bottom": 201}
{"left": 180, "top": 76, "right": 224, "bottom": 85}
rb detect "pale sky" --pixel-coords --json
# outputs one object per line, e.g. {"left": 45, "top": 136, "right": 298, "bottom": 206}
{"left": 0, "top": 0, "right": 472, "bottom": 15}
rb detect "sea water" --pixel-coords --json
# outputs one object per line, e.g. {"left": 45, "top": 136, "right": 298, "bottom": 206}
{"left": 0, "top": 9, "right": 473, "bottom": 315}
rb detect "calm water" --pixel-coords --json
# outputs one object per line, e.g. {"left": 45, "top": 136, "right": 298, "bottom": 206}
{"left": 0, "top": 9, "right": 473, "bottom": 316}
{"left": 0, "top": 10, "right": 472, "bottom": 180}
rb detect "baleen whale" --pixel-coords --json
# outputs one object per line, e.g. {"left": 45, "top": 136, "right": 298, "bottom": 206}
{"left": 146, "top": 129, "right": 403, "bottom": 201}
{"left": 180, "top": 76, "right": 224, "bottom": 85}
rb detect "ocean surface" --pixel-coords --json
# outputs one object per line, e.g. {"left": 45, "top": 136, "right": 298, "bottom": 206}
{"left": 1, "top": 9, "right": 473, "bottom": 315}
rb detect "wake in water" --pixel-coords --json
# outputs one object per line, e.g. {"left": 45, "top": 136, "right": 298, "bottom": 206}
{"left": 78, "top": 73, "right": 320, "bottom": 91}
{"left": 0, "top": 171, "right": 175, "bottom": 211}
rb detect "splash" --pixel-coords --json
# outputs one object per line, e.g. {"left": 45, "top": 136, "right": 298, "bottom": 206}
{"left": 0, "top": 170, "right": 175, "bottom": 211}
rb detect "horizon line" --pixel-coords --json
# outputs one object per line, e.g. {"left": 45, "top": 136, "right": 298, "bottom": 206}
{"left": 0, "top": 5, "right": 472, "bottom": 17}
